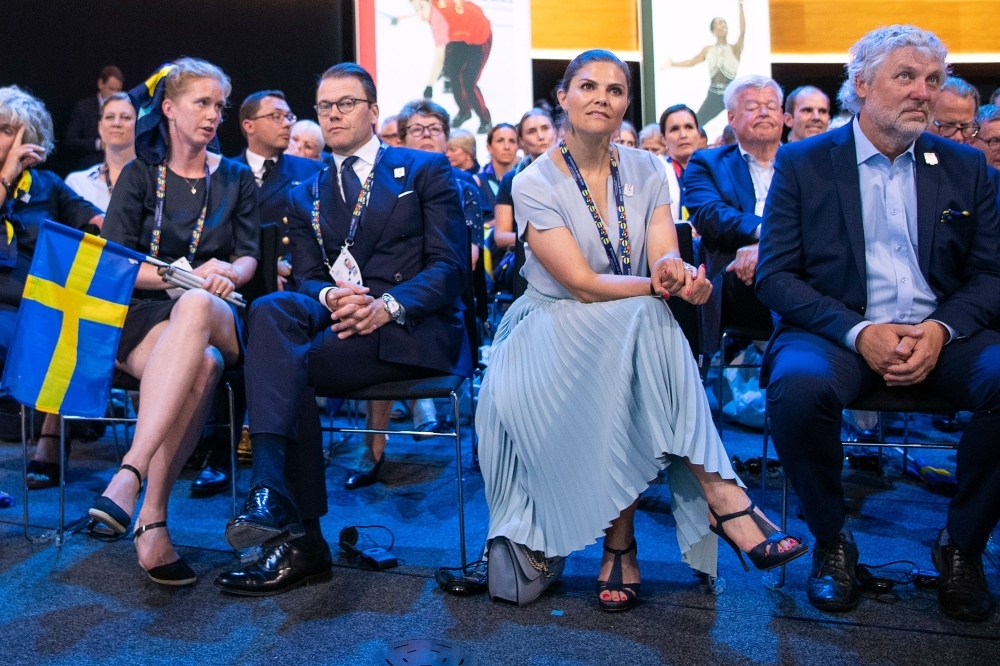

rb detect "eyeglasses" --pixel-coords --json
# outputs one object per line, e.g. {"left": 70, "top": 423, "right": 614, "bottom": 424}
{"left": 977, "top": 135, "right": 1000, "bottom": 149}
{"left": 933, "top": 120, "right": 980, "bottom": 138}
{"left": 405, "top": 123, "right": 446, "bottom": 138}
{"left": 251, "top": 111, "right": 296, "bottom": 124}
{"left": 314, "top": 98, "right": 371, "bottom": 117}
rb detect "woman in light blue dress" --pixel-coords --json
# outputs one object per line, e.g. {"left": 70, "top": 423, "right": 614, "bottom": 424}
{"left": 478, "top": 50, "right": 806, "bottom": 611}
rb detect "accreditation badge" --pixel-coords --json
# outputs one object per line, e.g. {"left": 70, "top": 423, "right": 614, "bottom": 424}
{"left": 329, "top": 245, "right": 363, "bottom": 286}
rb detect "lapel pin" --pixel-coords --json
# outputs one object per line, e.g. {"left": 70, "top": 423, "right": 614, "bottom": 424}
{"left": 394, "top": 167, "right": 406, "bottom": 179}
{"left": 624, "top": 184, "right": 634, "bottom": 197}
{"left": 924, "top": 152, "right": 938, "bottom": 166}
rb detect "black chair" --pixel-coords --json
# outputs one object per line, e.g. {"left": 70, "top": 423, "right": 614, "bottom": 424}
{"left": 665, "top": 223, "right": 704, "bottom": 366}
{"left": 20, "top": 223, "right": 281, "bottom": 545}
{"left": 759, "top": 384, "right": 962, "bottom": 587}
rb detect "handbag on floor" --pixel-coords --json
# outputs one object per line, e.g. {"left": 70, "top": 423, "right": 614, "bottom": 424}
{"left": 487, "top": 536, "right": 565, "bottom": 606}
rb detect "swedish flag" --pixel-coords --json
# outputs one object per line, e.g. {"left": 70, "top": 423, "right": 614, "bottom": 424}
{"left": 1, "top": 221, "right": 144, "bottom": 417}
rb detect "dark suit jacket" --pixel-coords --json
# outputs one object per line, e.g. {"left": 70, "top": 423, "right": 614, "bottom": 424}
{"left": 64, "top": 96, "right": 103, "bottom": 170}
{"left": 286, "top": 145, "right": 472, "bottom": 377}
{"left": 236, "top": 151, "right": 324, "bottom": 225}
{"left": 684, "top": 144, "right": 762, "bottom": 279}
{"left": 756, "top": 122, "right": 1000, "bottom": 358}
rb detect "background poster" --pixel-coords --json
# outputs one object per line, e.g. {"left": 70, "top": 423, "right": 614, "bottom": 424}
{"left": 372, "top": 0, "right": 533, "bottom": 159}
{"left": 651, "top": 0, "right": 772, "bottom": 141}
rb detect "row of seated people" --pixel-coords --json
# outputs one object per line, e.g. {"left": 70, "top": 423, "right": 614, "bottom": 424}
{"left": 2, "top": 26, "right": 997, "bottom": 623}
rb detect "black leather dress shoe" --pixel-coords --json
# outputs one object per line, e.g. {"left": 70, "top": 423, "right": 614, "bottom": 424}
{"left": 225, "top": 484, "right": 304, "bottom": 551}
{"left": 932, "top": 533, "right": 995, "bottom": 622}
{"left": 932, "top": 413, "right": 963, "bottom": 433}
{"left": 807, "top": 530, "right": 861, "bottom": 612}
{"left": 215, "top": 540, "right": 332, "bottom": 597}
{"left": 344, "top": 455, "right": 384, "bottom": 490}
{"left": 190, "top": 464, "right": 230, "bottom": 497}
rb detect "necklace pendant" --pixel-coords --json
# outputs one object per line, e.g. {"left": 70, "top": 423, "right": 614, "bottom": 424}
{"left": 191, "top": 186, "right": 197, "bottom": 194}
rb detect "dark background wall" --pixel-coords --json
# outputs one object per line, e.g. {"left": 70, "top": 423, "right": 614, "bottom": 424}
{"left": 1, "top": 0, "right": 355, "bottom": 176}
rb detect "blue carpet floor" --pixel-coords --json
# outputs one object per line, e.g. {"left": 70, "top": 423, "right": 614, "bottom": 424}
{"left": 0, "top": 398, "right": 997, "bottom": 665}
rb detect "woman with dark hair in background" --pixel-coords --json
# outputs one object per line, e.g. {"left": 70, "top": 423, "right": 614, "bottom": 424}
{"left": 658, "top": 103, "right": 700, "bottom": 223}
{"left": 663, "top": 1, "right": 746, "bottom": 126}
{"left": 90, "top": 58, "right": 260, "bottom": 587}
{"left": 491, "top": 108, "right": 555, "bottom": 251}
{"left": 477, "top": 50, "right": 804, "bottom": 612}
{"left": 0, "top": 86, "right": 104, "bottom": 490}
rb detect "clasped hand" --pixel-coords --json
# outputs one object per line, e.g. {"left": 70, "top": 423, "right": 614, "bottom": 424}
{"left": 325, "top": 281, "right": 391, "bottom": 339}
{"left": 855, "top": 322, "right": 947, "bottom": 386}
{"left": 193, "top": 259, "right": 239, "bottom": 299}
{"left": 651, "top": 256, "right": 712, "bottom": 305}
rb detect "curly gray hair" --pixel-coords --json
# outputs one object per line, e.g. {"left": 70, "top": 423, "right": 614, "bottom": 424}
{"left": 0, "top": 85, "right": 55, "bottom": 160}
{"left": 837, "top": 25, "right": 948, "bottom": 115}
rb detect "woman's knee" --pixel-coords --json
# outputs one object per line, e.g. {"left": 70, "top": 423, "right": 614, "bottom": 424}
{"left": 197, "top": 346, "right": 225, "bottom": 388}
{"left": 172, "top": 289, "right": 218, "bottom": 326}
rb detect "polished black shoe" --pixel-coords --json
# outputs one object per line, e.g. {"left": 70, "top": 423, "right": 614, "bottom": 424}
{"left": 225, "top": 484, "right": 304, "bottom": 551}
{"left": 932, "top": 413, "right": 963, "bottom": 433}
{"left": 807, "top": 530, "right": 861, "bottom": 613}
{"left": 932, "top": 532, "right": 995, "bottom": 622}
{"left": 344, "top": 455, "right": 384, "bottom": 490}
{"left": 215, "top": 540, "right": 333, "bottom": 597}
{"left": 190, "top": 464, "right": 231, "bottom": 497}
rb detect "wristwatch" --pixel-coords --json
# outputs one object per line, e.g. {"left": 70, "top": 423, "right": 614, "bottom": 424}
{"left": 382, "top": 293, "right": 403, "bottom": 322}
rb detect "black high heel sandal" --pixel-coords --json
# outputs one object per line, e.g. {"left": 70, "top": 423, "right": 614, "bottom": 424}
{"left": 709, "top": 500, "right": 808, "bottom": 571}
{"left": 596, "top": 540, "right": 640, "bottom": 612}
{"left": 134, "top": 522, "right": 197, "bottom": 587}
{"left": 88, "top": 464, "right": 143, "bottom": 535}
{"left": 26, "top": 434, "right": 69, "bottom": 490}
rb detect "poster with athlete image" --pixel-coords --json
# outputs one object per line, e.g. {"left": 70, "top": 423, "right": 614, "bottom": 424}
{"left": 360, "top": 0, "right": 533, "bottom": 159}
{"left": 651, "top": 0, "right": 772, "bottom": 141}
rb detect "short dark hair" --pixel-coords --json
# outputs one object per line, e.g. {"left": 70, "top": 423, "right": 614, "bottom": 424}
{"left": 710, "top": 17, "right": 723, "bottom": 33}
{"left": 239, "top": 90, "right": 286, "bottom": 138}
{"left": 487, "top": 122, "right": 517, "bottom": 145}
{"left": 398, "top": 98, "right": 450, "bottom": 141}
{"left": 659, "top": 103, "right": 699, "bottom": 136}
{"left": 558, "top": 49, "right": 631, "bottom": 98}
{"left": 99, "top": 65, "right": 123, "bottom": 83}
{"left": 698, "top": 127, "right": 708, "bottom": 140}
{"left": 784, "top": 85, "right": 829, "bottom": 115}
{"left": 320, "top": 62, "right": 377, "bottom": 104}
{"left": 517, "top": 107, "right": 554, "bottom": 139}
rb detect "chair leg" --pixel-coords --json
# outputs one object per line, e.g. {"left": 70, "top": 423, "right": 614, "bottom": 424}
{"left": 55, "top": 417, "right": 67, "bottom": 546}
{"left": 227, "top": 383, "right": 238, "bottom": 519}
{"left": 760, "top": 412, "right": 769, "bottom": 508}
{"left": 451, "top": 390, "right": 467, "bottom": 568}
{"left": 21, "top": 406, "right": 44, "bottom": 543}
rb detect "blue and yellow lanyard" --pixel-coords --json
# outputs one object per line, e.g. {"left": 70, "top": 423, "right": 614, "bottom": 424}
{"left": 151, "top": 160, "right": 211, "bottom": 261}
{"left": 310, "top": 143, "right": 387, "bottom": 268}
{"left": 559, "top": 141, "right": 631, "bottom": 276}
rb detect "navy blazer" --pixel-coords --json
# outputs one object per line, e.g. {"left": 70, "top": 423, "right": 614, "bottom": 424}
{"left": 756, "top": 122, "right": 1000, "bottom": 350}
{"left": 64, "top": 96, "right": 103, "bottom": 170}
{"left": 236, "top": 151, "right": 324, "bottom": 226}
{"left": 285, "top": 145, "right": 472, "bottom": 377}
{"left": 684, "top": 144, "right": 761, "bottom": 279}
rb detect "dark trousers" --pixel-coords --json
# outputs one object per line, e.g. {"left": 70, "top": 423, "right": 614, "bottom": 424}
{"left": 722, "top": 272, "right": 773, "bottom": 334}
{"left": 245, "top": 291, "right": 436, "bottom": 519}
{"left": 443, "top": 37, "right": 492, "bottom": 123}
{"left": 766, "top": 327, "right": 1000, "bottom": 555}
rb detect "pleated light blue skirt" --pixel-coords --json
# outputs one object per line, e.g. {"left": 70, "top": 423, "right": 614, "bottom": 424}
{"left": 478, "top": 287, "right": 742, "bottom": 576}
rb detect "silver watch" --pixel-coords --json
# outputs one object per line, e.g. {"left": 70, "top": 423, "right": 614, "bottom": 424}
{"left": 381, "top": 293, "right": 402, "bottom": 321}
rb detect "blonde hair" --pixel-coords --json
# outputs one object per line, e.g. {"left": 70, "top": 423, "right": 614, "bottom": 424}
{"left": 164, "top": 57, "right": 232, "bottom": 103}
{"left": 0, "top": 86, "right": 55, "bottom": 160}
{"left": 447, "top": 128, "right": 477, "bottom": 160}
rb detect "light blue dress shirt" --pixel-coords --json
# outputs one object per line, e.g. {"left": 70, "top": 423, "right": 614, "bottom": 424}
{"left": 843, "top": 118, "right": 952, "bottom": 350}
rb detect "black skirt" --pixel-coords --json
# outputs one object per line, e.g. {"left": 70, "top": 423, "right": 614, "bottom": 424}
{"left": 116, "top": 296, "right": 245, "bottom": 366}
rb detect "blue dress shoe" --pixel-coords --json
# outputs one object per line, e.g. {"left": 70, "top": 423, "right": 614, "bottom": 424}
{"left": 225, "top": 484, "right": 304, "bottom": 551}
{"left": 190, "top": 464, "right": 231, "bottom": 497}
{"left": 344, "top": 455, "right": 384, "bottom": 490}
{"left": 215, "top": 540, "right": 332, "bottom": 596}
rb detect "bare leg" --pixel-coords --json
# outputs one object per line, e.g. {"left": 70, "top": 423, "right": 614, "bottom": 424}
{"left": 99, "top": 290, "right": 239, "bottom": 518}
{"left": 685, "top": 461, "right": 799, "bottom": 554}
{"left": 134, "top": 347, "right": 223, "bottom": 570}
{"left": 366, "top": 400, "right": 392, "bottom": 463}
{"left": 32, "top": 413, "right": 63, "bottom": 463}
{"left": 598, "top": 498, "right": 641, "bottom": 603}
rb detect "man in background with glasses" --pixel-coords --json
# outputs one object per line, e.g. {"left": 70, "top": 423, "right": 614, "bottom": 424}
{"left": 974, "top": 105, "right": 1000, "bottom": 170}
{"left": 927, "top": 77, "right": 980, "bottom": 146}
{"left": 217, "top": 63, "right": 471, "bottom": 597}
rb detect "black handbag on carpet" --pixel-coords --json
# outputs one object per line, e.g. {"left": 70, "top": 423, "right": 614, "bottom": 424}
{"left": 487, "top": 536, "right": 565, "bottom": 606}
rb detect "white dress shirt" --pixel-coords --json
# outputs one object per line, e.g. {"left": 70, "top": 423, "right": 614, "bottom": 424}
{"left": 245, "top": 149, "right": 278, "bottom": 186}
{"left": 843, "top": 117, "right": 953, "bottom": 350}
{"left": 738, "top": 143, "right": 775, "bottom": 221}
{"left": 64, "top": 163, "right": 111, "bottom": 212}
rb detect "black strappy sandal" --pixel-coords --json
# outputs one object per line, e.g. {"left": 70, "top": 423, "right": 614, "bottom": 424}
{"left": 709, "top": 500, "right": 808, "bottom": 571}
{"left": 134, "top": 521, "right": 197, "bottom": 587}
{"left": 88, "top": 464, "right": 143, "bottom": 535}
{"left": 26, "top": 434, "right": 68, "bottom": 490}
{"left": 596, "top": 539, "right": 640, "bottom": 612}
